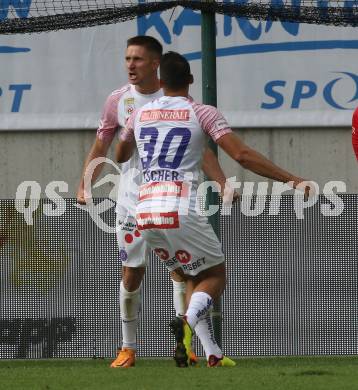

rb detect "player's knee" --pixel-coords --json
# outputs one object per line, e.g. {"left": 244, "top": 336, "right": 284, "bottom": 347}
{"left": 120, "top": 281, "right": 141, "bottom": 321}
{"left": 199, "top": 263, "right": 226, "bottom": 297}
{"left": 122, "top": 266, "right": 145, "bottom": 291}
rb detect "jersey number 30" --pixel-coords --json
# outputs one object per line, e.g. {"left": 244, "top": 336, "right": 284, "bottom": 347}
{"left": 139, "top": 127, "right": 191, "bottom": 170}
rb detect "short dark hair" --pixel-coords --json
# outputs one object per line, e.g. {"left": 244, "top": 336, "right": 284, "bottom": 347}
{"left": 160, "top": 51, "right": 192, "bottom": 90}
{"left": 127, "top": 36, "right": 163, "bottom": 58}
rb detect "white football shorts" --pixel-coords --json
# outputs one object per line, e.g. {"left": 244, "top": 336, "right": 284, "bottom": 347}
{"left": 137, "top": 210, "right": 225, "bottom": 276}
{"left": 116, "top": 212, "right": 150, "bottom": 268}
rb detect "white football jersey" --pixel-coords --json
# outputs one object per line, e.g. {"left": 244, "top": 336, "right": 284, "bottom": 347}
{"left": 116, "top": 84, "right": 163, "bottom": 216}
{"left": 122, "top": 96, "right": 231, "bottom": 216}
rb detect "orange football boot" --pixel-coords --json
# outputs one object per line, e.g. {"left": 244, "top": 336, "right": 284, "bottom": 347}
{"left": 189, "top": 351, "right": 199, "bottom": 366}
{"left": 110, "top": 348, "right": 135, "bottom": 368}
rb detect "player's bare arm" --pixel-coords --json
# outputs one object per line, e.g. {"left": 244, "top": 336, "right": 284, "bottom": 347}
{"left": 201, "top": 147, "right": 239, "bottom": 202}
{"left": 201, "top": 147, "right": 226, "bottom": 192}
{"left": 77, "top": 137, "right": 112, "bottom": 204}
{"left": 216, "top": 132, "right": 306, "bottom": 187}
{"left": 115, "top": 136, "right": 136, "bottom": 163}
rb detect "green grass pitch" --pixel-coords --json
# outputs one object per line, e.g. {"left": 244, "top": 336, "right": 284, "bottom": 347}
{"left": 1, "top": 356, "right": 358, "bottom": 390}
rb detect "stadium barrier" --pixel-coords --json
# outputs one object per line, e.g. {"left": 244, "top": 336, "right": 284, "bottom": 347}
{"left": 0, "top": 196, "right": 357, "bottom": 358}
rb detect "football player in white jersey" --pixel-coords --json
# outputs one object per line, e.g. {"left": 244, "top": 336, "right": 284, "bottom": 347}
{"left": 77, "top": 37, "right": 230, "bottom": 368}
{"left": 118, "top": 51, "right": 310, "bottom": 367}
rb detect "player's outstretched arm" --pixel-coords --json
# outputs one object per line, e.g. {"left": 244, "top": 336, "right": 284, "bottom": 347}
{"left": 201, "top": 147, "right": 239, "bottom": 202}
{"left": 216, "top": 132, "right": 306, "bottom": 187}
{"left": 201, "top": 148, "right": 227, "bottom": 193}
{"left": 76, "top": 137, "right": 112, "bottom": 204}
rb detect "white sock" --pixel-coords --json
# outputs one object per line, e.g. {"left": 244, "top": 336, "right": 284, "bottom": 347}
{"left": 195, "top": 311, "right": 222, "bottom": 359}
{"left": 185, "top": 291, "right": 213, "bottom": 330}
{"left": 172, "top": 279, "right": 186, "bottom": 317}
{"left": 120, "top": 281, "right": 141, "bottom": 350}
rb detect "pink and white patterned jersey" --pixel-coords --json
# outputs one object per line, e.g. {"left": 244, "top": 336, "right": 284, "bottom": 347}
{"left": 121, "top": 96, "right": 231, "bottom": 216}
{"left": 96, "top": 84, "right": 162, "bottom": 216}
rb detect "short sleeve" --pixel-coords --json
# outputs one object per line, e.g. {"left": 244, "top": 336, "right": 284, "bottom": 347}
{"left": 96, "top": 93, "right": 120, "bottom": 142}
{"left": 192, "top": 103, "right": 232, "bottom": 141}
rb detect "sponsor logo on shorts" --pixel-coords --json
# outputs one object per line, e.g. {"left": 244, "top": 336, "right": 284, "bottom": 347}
{"left": 163, "top": 256, "right": 179, "bottom": 267}
{"left": 175, "top": 250, "right": 191, "bottom": 264}
{"left": 139, "top": 181, "right": 188, "bottom": 201}
{"left": 154, "top": 248, "right": 170, "bottom": 261}
{"left": 182, "top": 257, "right": 206, "bottom": 272}
{"left": 136, "top": 212, "right": 179, "bottom": 230}
{"left": 140, "top": 109, "right": 189, "bottom": 122}
{"left": 117, "top": 219, "right": 136, "bottom": 232}
{"left": 121, "top": 229, "right": 141, "bottom": 245}
{"left": 119, "top": 249, "right": 128, "bottom": 262}
{"left": 124, "top": 233, "right": 134, "bottom": 244}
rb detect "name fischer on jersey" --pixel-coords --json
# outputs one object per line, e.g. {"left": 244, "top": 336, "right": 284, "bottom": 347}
{"left": 140, "top": 109, "right": 190, "bottom": 122}
{"left": 143, "top": 169, "right": 180, "bottom": 182}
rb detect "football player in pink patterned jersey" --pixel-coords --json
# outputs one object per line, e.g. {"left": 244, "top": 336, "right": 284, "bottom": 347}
{"left": 352, "top": 107, "right": 358, "bottom": 160}
{"left": 77, "top": 37, "right": 231, "bottom": 368}
{"left": 118, "top": 51, "right": 310, "bottom": 367}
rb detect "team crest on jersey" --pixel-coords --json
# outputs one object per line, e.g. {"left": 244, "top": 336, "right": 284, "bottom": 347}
{"left": 124, "top": 98, "right": 135, "bottom": 115}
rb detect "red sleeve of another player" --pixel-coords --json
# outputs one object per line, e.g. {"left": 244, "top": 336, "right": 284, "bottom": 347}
{"left": 352, "top": 107, "right": 358, "bottom": 161}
